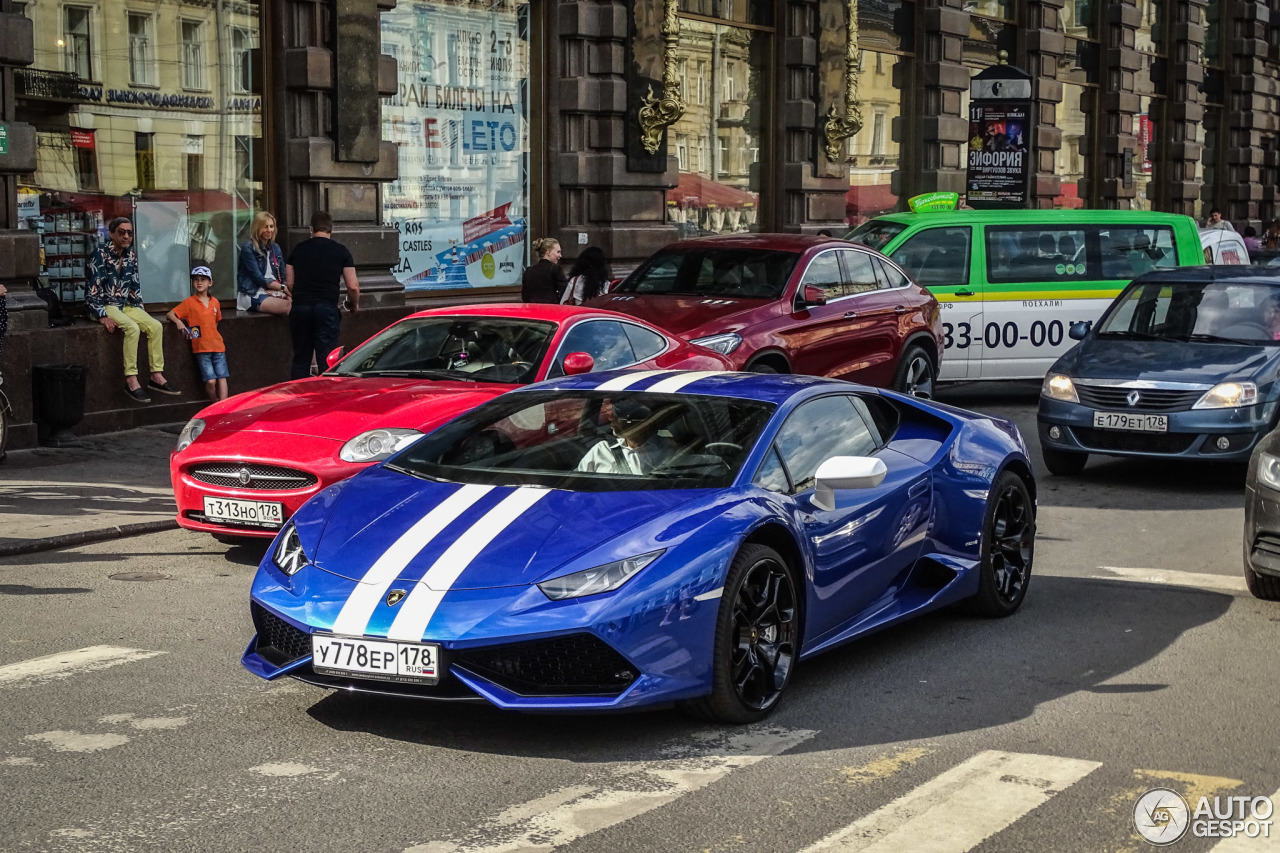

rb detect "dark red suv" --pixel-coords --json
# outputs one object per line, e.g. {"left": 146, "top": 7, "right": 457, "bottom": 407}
{"left": 586, "top": 235, "right": 944, "bottom": 396}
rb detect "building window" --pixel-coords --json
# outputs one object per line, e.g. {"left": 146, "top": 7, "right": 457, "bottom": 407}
{"left": 181, "top": 21, "right": 205, "bottom": 90}
{"left": 871, "top": 109, "right": 886, "bottom": 159}
{"left": 135, "top": 132, "right": 155, "bottom": 190}
{"left": 76, "top": 143, "right": 100, "bottom": 191}
{"left": 231, "top": 29, "right": 255, "bottom": 93}
{"left": 676, "top": 134, "right": 689, "bottom": 170}
{"left": 696, "top": 61, "right": 707, "bottom": 105}
{"left": 63, "top": 6, "right": 92, "bottom": 80}
{"left": 129, "top": 14, "right": 156, "bottom": 86}
{"left": 724, "top": 61, "right": 736, "bottom": 101}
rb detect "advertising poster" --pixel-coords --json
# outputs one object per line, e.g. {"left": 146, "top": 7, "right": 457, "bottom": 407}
{"left": 966, "top": 100, "right": 1031, "bottom": 208}
{"left": 381, "top": 1, "right": 529, "bottom": 291}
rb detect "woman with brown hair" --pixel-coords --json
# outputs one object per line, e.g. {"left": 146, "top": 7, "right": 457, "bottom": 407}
{"left": 237, "top": 211, "right": 291, "bottom": 315}
{"left": 521, "top": 237, "right": 567, "bottom": 304}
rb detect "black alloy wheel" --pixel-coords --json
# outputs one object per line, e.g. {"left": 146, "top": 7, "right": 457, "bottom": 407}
{"left": 685, "top": 544, "right": 798, "bottom": 723}
{"left": 893, "top": 346, "right": 935, "bottom": 399}
{"left": 963, "top": 471, "right": 1035, "bottom": 617}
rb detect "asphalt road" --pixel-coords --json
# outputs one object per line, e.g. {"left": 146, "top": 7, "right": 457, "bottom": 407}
{"left": 2, "top": 385, "right": 1277, "bottom": 853}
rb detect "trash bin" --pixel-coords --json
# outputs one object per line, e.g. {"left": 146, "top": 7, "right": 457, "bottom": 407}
{"left": 32, "top": 363, "right": 86, "bottom": 447}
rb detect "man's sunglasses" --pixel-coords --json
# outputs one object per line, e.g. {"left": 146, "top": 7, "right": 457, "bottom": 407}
{"left": 115, "top": 228, "right": 134, "bottom": 235}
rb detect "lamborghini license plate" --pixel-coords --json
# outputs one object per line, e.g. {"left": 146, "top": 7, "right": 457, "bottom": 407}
{"left": 310, "top": 634, "right": 440, "bottom": 684}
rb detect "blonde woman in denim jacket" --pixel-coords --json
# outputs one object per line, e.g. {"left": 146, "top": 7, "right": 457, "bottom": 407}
{"left": 237, "top": 211, "right": 291, "bottom": 315}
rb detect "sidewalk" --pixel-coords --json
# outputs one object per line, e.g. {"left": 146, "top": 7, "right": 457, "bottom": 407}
{"left": 0, "top": 425, "right": 181, "bottom": 557}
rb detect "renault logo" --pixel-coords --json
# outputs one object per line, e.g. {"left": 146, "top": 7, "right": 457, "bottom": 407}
{"left": 237, "top": 467, "right": 253, "bottom": 486}
{"left": 386, "top": 589, "right": 407, "bottom": 607}
{"left": 1126, "top": 390, "right": 1141, "bottom": 407}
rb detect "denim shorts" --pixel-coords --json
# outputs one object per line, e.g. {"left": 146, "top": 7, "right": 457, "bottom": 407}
{"left": 195, "top": 351, "right": 229, "bottom": 382}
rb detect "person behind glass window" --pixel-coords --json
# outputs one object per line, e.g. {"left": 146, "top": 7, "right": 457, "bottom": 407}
{"left": 237, "top": 211, "right": 290, "bottom": 315}
{"left": 576, "top": 400, "right": 668, "bottom": 475}
{"left": 560, "top": 246, "right": 613, "bottom": 305}
{"left": 521, "top": 238, "right": 567, "bottom": 304}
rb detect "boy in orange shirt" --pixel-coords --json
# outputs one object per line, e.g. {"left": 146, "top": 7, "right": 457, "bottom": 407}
{"left": 167, "top": 266, "right": 229, "bottom": 402}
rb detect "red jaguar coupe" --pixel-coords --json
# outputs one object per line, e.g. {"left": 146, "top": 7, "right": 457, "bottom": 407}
{"left": 170, "top": 303, "right": 731, "bottom": 539}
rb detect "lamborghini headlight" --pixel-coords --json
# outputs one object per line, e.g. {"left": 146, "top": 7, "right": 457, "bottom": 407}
{"left": 339, "top": 428, "right": 424, "bottom": 463}
{"left": 1193, "top": 382, "right": 1258, "bottom": 409}
{"left": 176, "top": 418, "right": 206, "bottom": 452}
{"left": 1258, "top": 453, "right": 1280, "bottom": 491}
{"left": 537, "top": 550, "right": 664, "bottom": 600}
{"left": 272, "top": 524, "right": 308, "bottom": 576}
{"left": 1041, "top": 374, "right": 1078, "bottom": 403}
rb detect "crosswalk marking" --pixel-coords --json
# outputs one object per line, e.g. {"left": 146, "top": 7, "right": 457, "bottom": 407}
{"left": 1093, "top": 566, "right": 1248, "bottom": 593}
{"left": 799, "top": 750, "right": 1102, "bottom": 853}
{"left": 403, "top": 726, "right": 816, "bottom": 853}
{"left": 0, "top": 646, "right": 165, "bottom": 688}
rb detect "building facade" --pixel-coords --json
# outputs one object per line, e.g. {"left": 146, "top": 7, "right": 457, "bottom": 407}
{"left": 0, "top": 0, "right": 1279, "bottom": 446}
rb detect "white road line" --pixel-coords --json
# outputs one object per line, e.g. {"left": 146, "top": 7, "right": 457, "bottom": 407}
{"left": 386, "top": 487, "right": 551, "bottom": 641}
{"left": 1209, "top": 787, "right": 1280, "bottom": 851}
{"left": 1094, "top": 566, "right": 1248, "bottom": 593}
{"left": 594, "top": 370, "right": 672, "bottom": 391}
{"left": 643, "top": 370, "right": 723, "bottom": 393}
{"left": 799, "top": 750, "right": 1101, "bottom": 853}
{"left": 0, "top": 646, "right": 166, "bottom": 688}
{"left": 331, "top": 483, "right": 493, "bottom": 636}
{"left": 404, "top": 726, "right": 816, "bottom": 853}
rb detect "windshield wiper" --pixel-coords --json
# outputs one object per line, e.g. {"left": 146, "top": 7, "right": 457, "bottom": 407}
{"left": 1096, "top": 330, "right": 1162, "bottom": 340}
{"left": 355, "top": 369, "right": 477, "bottom": 381}
{"left": 1177, "top": 333, "right": 1262, "bottom": 346}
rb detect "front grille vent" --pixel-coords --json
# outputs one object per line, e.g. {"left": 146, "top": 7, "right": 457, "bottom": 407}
{"left": 1252, "top": 534, "right": 1280, "bottom": 559}
{"left": 1075, "top": 386, "right": 1204, "bottom": 412}
{"left": 190, "top": 462, "right": 317, "bottom": 491}
{"left": 455, "top": 634, "right": 639, "bottom": 697}
{"left": 1071, "top": 427, "right": 1197, "bottom": 454}
{"left": 251, "top": 602, "right": 312, "bottom": 665}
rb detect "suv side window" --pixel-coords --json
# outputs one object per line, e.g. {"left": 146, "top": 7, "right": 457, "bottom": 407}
{"left": 798, "top": 250, "right": 844, "bottom": 304}
{"left": 875, "top": 258, "right": 910, "bottom": 289}
{"left": 838, "top": 249, "right": 882, "bottom": 296}
{"left": 889, "top": 227, "right": 972, "bottom": 288}
{"left": 773, "top": 395, "right": 879, "bottom": 493}
{"left": 548, "top": 320, "right": 638, "bottom": 377}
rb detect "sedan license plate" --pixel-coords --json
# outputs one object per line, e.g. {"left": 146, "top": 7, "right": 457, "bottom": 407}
{"left": 311, "top": 634, "right": 440, "bottom": 684}
{"left": 202, "top": 496, "right": 283, "bottom": 529}
{"left": 1092, "top": 411, "right": 1168, "bottom": 432}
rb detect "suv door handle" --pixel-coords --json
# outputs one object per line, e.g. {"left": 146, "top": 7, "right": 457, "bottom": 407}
{"left": 843, "top": 310, "right": 858, "bottom": 318}
{"left": 894, "top": 305, "right": 908, "bottom": 314}
{"left": 955, "top": 289, "right": 975, "bottom": 297}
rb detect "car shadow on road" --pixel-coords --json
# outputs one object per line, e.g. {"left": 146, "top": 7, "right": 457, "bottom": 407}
{"left": 303, "top": 575, "right": 1230, "bottom": 759}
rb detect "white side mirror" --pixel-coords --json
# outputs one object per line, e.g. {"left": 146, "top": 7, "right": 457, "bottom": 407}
{"left": 812, "top": 455, "right": 887, "bottom": 511}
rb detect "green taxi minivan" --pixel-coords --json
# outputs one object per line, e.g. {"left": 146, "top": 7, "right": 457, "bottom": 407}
{"left": 846, "top": 209, "right": 1205, "bottom": 380}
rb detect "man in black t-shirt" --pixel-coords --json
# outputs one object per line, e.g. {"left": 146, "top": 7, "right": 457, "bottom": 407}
{"left": 285, "top": 210, "right": 361, "bottom": 380}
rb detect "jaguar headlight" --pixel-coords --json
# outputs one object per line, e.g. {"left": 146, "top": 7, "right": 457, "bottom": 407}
{"left": 1041, "top": 373, "right": 1078, "bottom": 403}
{"left": 272, "top": 524, "right": 308, "bottom": 576}
{"left": 537, "top": 550, "right": 664, "bottom": 600}
{"left": 176, "top": 418, "right": 206, "bottom": 452}
{"left": 339, "top": 428, "right": 424, "bottom": 463}
{"left": 690, "top": 333, "right": 743, "bottom": 355}
{"left": 1259, "top": 453, "right": 1280, "bottom": 491}
{"left": 1193, "top": 382, "right": 1258, "bottom": 410}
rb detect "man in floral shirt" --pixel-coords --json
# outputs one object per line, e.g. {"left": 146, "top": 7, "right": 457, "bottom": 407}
{"left": 87, "top": 216, "right": 179, "bottom": 403}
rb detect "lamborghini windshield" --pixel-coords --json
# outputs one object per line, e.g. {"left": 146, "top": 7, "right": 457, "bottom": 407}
{"left": 388, "top": 391, "right": 776, "bottom": 491}
{"left": 331, "top": 317, "right": 557, "bottom": 383}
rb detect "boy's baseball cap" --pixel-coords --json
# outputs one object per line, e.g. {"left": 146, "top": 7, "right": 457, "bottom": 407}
{"left": 190, "top": 265, "right": 212, "bottom": 277}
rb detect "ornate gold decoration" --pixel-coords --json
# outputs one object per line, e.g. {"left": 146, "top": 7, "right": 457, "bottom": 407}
{"left": 823, "top": 0, "right": 863, "bottom": 163}
{"left": 638, "top": 0, "right": 686, "bottom": 155}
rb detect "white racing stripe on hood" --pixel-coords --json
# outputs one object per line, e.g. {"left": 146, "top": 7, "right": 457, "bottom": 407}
{"left": 330, "top": 483, "right": 493, "bottom": 636}
{"left": 385, "top": 486, "right": 552, "bottom": 642}
{"left": 593, "top": 370, "right": 672, "bottom": 391}
{"left": 643, "top": 370, "right": 723, "bottom": 393}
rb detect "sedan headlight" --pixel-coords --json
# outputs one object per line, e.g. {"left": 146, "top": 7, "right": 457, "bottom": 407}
{"left": 690, "top": 333, "right": 743, "bottom": 355}
{"left": 1193, "top": 382, "right": 1258, "bottom": 409}
{"left": 1258, "top": 453, "right": 1280, "bottom": 491}
{"left": 537, "top": 550, "right": 664, "bottom": 600}
{"left": 272, "top": 524, "right": 308, "bottom": 576}
{"left": 1041, "top": 374, "right": 1078, "bottom": 403}
{"left": 339, "top": 428, "right": 425, "bottom": 463}
{"left": 176, "top": 418, "right": 206, "bottom": 452}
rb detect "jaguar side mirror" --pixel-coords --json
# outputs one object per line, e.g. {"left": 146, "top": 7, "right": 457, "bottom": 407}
{"left": 812, "top": 455, "right": 887, "bottom": 511}
{"left": 325, "top": 347, "right": 345, "bottom": 369}
{"left": 562, "top": 352, "right": 595, "bottom": 376}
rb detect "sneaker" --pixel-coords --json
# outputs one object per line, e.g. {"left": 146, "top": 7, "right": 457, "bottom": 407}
{"left": 147, "top": 379, "right": 182, "bottom": 396}
{"left": 125, "top": 384, "right": 151, "bottom": 404}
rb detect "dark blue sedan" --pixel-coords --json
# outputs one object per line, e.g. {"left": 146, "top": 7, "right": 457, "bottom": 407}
{"left": 1038, "top": 267, "right": 1280, "bottom": 474}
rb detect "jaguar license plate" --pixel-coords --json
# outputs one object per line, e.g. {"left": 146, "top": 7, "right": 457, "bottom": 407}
{"left": 311, "top": 634, "right": 440, "bottom": 684}
{"left": 203, "top": 496, "right": 284, "bottom": 529}
{"left": 1092, "top": 411, "right": 1168, "bottom": 432}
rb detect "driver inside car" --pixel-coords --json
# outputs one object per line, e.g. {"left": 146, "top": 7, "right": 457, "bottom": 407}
{"left": 576, "top": 399, "right": 670, "bottom": 476}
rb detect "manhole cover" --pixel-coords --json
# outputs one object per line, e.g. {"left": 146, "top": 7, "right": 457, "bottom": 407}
{"left": 108, "top": 572, "right": 171, "bottom": 582}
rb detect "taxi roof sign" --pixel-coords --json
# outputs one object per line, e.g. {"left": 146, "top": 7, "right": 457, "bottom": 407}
{"left": 907, "top": 192, "right": 960, "bottom": 213}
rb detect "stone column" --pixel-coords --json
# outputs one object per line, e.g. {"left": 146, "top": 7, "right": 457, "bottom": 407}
{"left": 1221, "top": 0, "right": 1274, "bottom": 229}
{"left": 0, "top": 1, "right": 41, "bottom": 305}
{"left": 1020, "top": 0, "right": 1066, "bottom": 208}
{"left": 1165, "top": 0, "right": 1207, "bottom": 218}
{"left": 916, "top": 0, "right": 969, "bottom": 196}
{"left": 1098, "top": 0, "right": 1141, "bottom": 208}
{"left": 788, "top": 0, "right": 845, "bottom": 233}
{"left": 277, "top": 0, "right": 402, "bottom": 306}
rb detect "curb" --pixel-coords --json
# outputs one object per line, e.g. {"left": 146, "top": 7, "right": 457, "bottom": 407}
{"left": 0, "top": 520, "right": 179, "bottom": 558}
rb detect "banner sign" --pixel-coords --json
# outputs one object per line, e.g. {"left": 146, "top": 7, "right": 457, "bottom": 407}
{"left": 966, "top": 65, "right": 1034, "bottom": 209}
{"left": 70, "top": 129, "right": 95, "bottom": 149}
{"left": 381, "top": 1, "right": 530, "bottom": 291}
